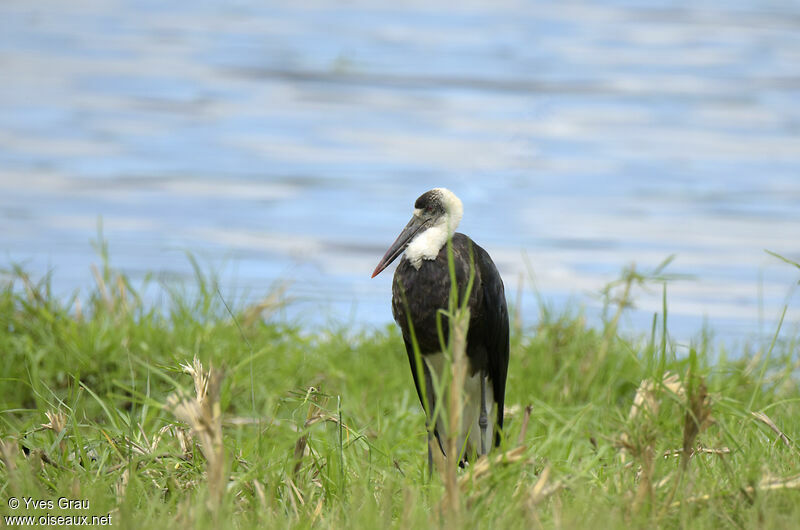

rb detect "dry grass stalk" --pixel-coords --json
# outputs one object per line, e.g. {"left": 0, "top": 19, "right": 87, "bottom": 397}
{"left": 503, "top": 403, "right": 521, "bottom": 420}
{"left": 116, "top": 275, "right": 129, "bottom": 311}
{"left": 253, "top": 480, "right": 267, "bottom": 511}
{"left": 292, "top": 387, "right": 363, "bottom": 477}
{"left": 115, "top": 468, "right": 130, "bottom": 503}
{"left": 180, "top": 356, "right": 211, "bottom": 405}
{"left": 104, "top": 453, "right": 190, "bottom": 474}
{"left": 629, "top": 372, "right": 685, "bottom": 422}
{"left": 618, "top": 372, "right": 687, "bottom": 515}
{"left": 670, "top": 473, "right": 800, "bottom": 508}
{"left": 175, "top": 426, "right": 193, "bottom": 456}
{"left": 752, "top": 474, "right": 800, "bottom": 492}
{"left": 657, "top": 372, "right": 713, "bottom": 518}
{"left": 284, "top": 476, "right": 303, "bottom": 519}
{"left": 619, "top": 372, "right": 685, "bottom": 465}
{"left": 528, "top": 465, "right": 563, "bottom": 507}
{"left": 293, "top": 434, "right": 309, "bottom": 477}
{"left": 42, "top": 410, "right": 67, "bottom": 435}
{"left": 529, "top": 465, "right": 550, "bottom": 504}
{"left": 458, "top": 445, "right": 528, "bottom": 488}
{"left": 137, "top": 423, "right": 151, "bottom": 450}
{"left": 242, "top": 283, "right": 289, "bottom": 327}
{"left": 663, "top": 447, "right": 730, "bottom": 458}
{"left": 428, "top": 437, "right": 447, "bottom": 477}
{"left": 629, "top": 378, "right": 659, "bottom": 422}
{"left": 149, "top": 424, "right": 180, "bottom": 454}
{"left": 0, "top": 439, "right": 19, "bottom": 494}
{"left": 751, "top": 411, "right": 796, "bottom": 451}
{"left": 91, "top": 264, "right": 112, "bottom": 311}
{"left": 74, "top": 296, "right": 83, "bottom": 321}
{"left": 42, "top": 409, "right": 68, "bottom": 455}
{"left": 287, "top": 477, "right": 305, "bottom": 506}
{"left": 167, "top": 356, "right": 225, "bottom": 512}
{"left": 517, "top": 405, "right": 533, "bottom": 446}
{"left": 681, "top": 376, "right": 712, "bottom": 471}
{"left": 631, "top": 444, "right": 656, "bottom": 513}
{"left": 292, "top": 391, "right": 321, "bottom": 477}
{"left": 311, "top": 497, "right": 324, "bottom": 524}
{"left": 445, "top": 306, "right": 470, "bottom": 524}
{"left": 524, "top": 465, "right": 565, "bottom": 524}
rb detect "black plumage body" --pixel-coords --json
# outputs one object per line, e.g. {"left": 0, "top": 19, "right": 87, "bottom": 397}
{"left": 391, "top": 232, "right": 509, "bottom": 455}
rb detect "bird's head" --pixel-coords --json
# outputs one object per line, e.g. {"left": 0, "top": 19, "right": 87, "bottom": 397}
{"left": 371, "top": 188, "right": 463, "bottom": 278}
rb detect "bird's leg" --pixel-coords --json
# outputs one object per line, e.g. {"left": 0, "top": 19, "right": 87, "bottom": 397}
{"left": 479, "top": 373, "right": 488, "bottom": 456}
{"left": 427, "top": 432, "right": 434, "bottom": 480}
{"left": 425, "top": 368, "right": 437, "bottom": 479}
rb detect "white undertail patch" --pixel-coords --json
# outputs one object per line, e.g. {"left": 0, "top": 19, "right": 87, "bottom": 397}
{"left": 423, "top": 352, "right": 495, "bottom": 460}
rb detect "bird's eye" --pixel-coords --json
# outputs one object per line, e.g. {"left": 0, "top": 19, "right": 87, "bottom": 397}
{"left": 426, "top": 206, "right": 434, "bottom": 213}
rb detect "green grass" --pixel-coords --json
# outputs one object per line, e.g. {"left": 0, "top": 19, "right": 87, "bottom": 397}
{"left": 1, "top": 250, "right": 799, "bottom": 529}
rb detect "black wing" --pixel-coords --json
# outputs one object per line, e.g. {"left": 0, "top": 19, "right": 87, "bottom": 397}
{"left": 474, "top": 243, "right": 510, "bottom": 447}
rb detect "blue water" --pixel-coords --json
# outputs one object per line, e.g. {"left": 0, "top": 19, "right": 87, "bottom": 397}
{"left": 1, "top": 0, "right": 799, "bottom": 345}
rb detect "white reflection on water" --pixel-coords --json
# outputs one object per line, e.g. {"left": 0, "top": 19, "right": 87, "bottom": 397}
{"left": 0, "top": 0, "right": 799, "bottom": 343}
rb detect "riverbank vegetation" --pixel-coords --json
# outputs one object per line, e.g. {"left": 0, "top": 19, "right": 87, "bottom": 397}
{"left": 1, "top": 248, "right": 798, "bottom": 528}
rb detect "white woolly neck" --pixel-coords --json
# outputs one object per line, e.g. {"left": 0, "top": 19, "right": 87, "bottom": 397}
{"left": 404, "top": 188, "right": 463, "bottom": 269}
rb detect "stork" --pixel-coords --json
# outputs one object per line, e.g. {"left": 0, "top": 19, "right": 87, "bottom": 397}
{"left": 371, "top": 188, "right": 509, "bottom": 467}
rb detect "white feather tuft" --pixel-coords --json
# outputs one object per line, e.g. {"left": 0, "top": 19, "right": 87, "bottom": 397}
{"left": 404, "top": 188, "right": 463, "bottom": 269}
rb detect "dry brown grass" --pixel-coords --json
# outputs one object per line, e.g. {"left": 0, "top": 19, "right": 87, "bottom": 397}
{"left": 167, "top": 356, "right": 226, "bottom": 513}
